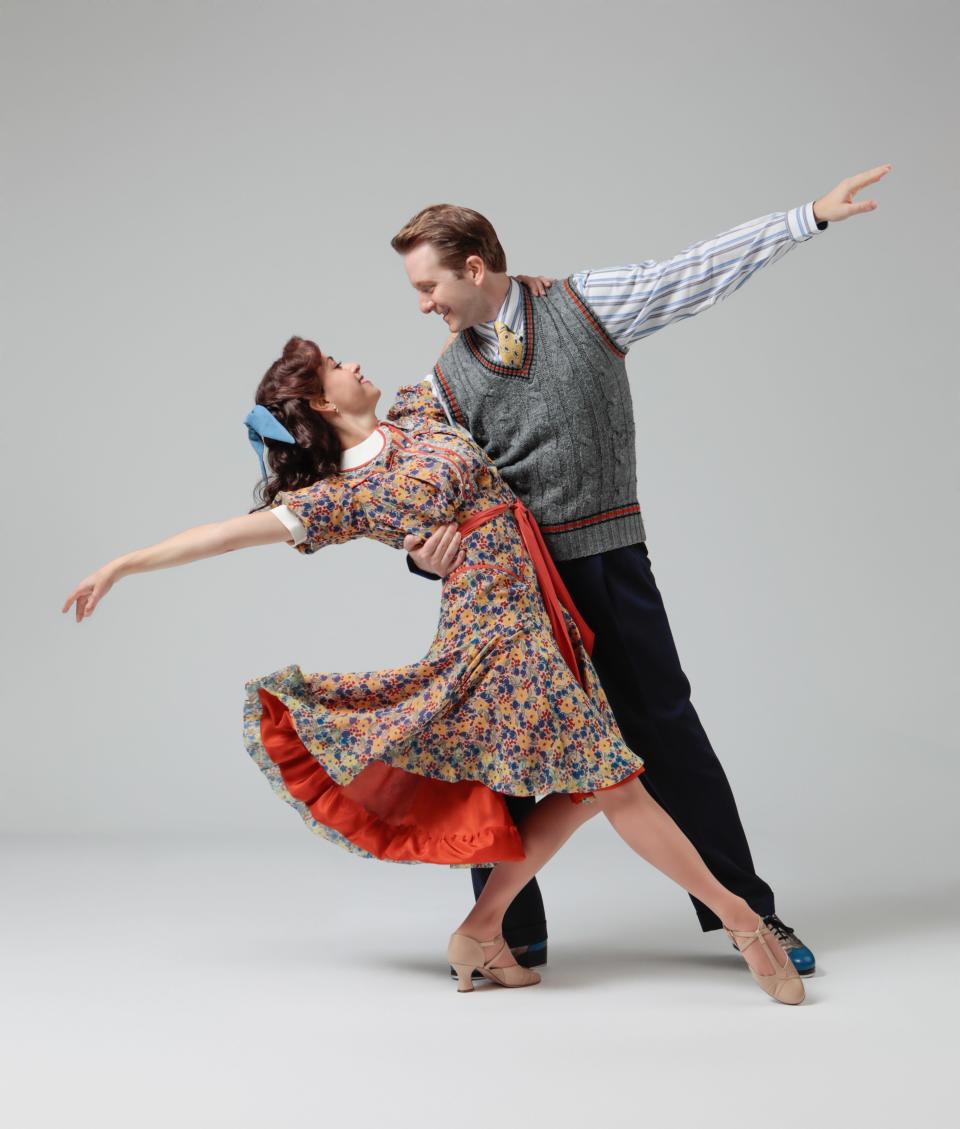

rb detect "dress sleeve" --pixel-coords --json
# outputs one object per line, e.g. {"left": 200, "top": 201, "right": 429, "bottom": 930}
{"left": 276, "top": 475, "right": 368, "bottom": 555}
{"left": 386, "top": 381, "right": 450, "bottom": 428}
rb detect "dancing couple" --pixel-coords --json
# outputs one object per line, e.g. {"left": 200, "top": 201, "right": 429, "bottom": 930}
{"left": 63, "top": 165, "right": 889, "bottom": 1003}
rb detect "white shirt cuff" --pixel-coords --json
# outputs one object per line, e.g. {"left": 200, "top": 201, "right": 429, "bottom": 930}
{"left": 786, "top": 201, "right": 823, "bottom": 242}
{"left": 270, "top": 504, "right": 307, "bottom": 546}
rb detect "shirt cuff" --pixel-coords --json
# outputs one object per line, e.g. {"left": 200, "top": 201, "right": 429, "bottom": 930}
{"left": 786, "top": 201, "right": 828, "bottom": 242}
{"left": 270, "top": 504, "right": 307, "bottom": 546}
{"left": 407, "top": 553, "right": 442, "bottom": 580}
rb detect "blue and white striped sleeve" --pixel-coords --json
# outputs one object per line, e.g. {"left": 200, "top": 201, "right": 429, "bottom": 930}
{"left": 570, "top": 202, "right": 827, "bottom": 352}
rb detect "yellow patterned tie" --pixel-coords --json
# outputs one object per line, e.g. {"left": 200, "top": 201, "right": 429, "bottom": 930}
{"left": 494, "top": 320, "right": 524, "bottom": 368}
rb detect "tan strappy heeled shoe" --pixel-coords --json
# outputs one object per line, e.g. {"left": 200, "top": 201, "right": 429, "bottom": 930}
{"left": 723, "top": 917, "right": 805, "bottom": 1005}
{"left": 447, "top": 933, "right": 542, "bottom": 993}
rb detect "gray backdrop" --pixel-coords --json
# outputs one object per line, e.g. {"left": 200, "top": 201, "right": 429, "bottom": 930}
{"left": 2, "top": 0, "right": 957, "bottom": 883}
{"left": 3, "top": 4, "right": 959, "bottom": 1126}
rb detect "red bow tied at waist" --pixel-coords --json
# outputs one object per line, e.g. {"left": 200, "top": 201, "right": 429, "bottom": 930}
{"left": 457, "top": 499, "right": 595, "bottom": 686}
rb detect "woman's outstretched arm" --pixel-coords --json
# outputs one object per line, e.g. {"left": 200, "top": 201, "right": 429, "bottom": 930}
{"left": 62, "top": 510, "right": 290, "bottom": 623}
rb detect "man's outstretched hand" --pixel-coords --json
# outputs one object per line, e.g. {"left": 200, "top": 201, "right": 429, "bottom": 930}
{"left": 813, "top": 164, "right": 891, "bottom": 223}
{"left": 404, "top": 524, "right": 465, "bottom": 578}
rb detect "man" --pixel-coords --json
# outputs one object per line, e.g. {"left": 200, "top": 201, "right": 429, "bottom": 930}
{"left": 391, "top": 165, "right": 890, "bottom": 977}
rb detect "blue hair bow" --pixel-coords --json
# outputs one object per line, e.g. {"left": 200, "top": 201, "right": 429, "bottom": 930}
{"left": 244, "top": 404, "right": 296, "bottom": 483}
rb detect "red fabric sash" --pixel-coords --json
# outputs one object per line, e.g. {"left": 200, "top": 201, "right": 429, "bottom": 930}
{"left": 458, "top": 499, "right": 594, "bottom": 686}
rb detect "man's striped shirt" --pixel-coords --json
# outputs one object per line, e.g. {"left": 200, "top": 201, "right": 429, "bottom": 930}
{"left": 466, "top": 200, "right": 825, "bottom": 361}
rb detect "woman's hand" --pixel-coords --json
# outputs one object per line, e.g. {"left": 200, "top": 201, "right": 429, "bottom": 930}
{"left": 62, "top": 563, "right": 120, "bottom": 622}
{"left": 513, "top": 274, "right": 554, "bottom": 297}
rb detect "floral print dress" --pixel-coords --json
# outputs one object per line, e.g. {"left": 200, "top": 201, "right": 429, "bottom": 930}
{"left": 243, "top": 383, "right": 644, "bottom": 865}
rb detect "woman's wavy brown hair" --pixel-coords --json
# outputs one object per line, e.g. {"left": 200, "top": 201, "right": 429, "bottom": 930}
{"left": 250, "top": 336, "right": 341, "bottom": 510}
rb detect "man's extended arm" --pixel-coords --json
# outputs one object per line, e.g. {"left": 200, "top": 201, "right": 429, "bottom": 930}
{"left": 573, "top": 165, "right": 890, "bottom": 351}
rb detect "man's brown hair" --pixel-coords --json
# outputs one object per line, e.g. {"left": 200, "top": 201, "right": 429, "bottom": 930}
{"left": 390, "top": 204, "right": 507, "bottom": 273}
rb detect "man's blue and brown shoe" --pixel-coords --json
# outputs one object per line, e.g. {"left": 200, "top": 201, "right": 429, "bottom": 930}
{"left": 509, "top": 940, "right": 548, "bottom": 969}
{"left": 762, "top": 915, "right": 816, "bottom": 976}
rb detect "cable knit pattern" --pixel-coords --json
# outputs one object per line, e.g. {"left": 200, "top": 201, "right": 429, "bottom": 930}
{"left": 432, "top": 279, "right": 646, "bottom": 561}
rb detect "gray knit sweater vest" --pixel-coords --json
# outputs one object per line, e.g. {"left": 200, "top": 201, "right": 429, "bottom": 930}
{"left": 433, "top": 279, "right": 646, "bottom": 561}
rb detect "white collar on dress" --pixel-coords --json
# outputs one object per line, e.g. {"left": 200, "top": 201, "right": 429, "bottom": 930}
{"left": 339, "top": 426, "right": 387, "bottom": 470}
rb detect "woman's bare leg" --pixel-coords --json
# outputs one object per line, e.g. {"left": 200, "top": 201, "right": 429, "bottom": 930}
{"left": 455, "top": 794, "right": 598, "bottom": 966}
{"left": 456, "top": 778, "right": 788, "bottom": 977}
{"left": 591, "top": 778, "right": 787, "bottom": 976}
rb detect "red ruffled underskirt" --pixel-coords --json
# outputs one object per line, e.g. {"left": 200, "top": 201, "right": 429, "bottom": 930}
{"left": 258, "top": 690, "right": 644, "bottom": 866}
{"left": 258, "top": 689, "right": 525, "bottom": 864}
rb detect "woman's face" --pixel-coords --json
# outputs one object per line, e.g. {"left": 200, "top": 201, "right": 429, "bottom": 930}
{"left": 315, "top": 352, "right": 381, "bottom": 415}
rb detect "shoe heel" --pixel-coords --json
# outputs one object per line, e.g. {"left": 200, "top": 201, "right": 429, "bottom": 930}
{"left": 451, "top": 963, "right": 476, "bottom": 993}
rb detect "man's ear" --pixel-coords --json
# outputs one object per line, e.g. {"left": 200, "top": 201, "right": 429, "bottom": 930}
{"left": 464, "top": 254, "right": 486, "bottom": 286}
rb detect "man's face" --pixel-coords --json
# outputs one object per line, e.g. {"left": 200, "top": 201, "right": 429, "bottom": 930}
{"left": 402, "top": 242, "right": 486, "bottom": 333}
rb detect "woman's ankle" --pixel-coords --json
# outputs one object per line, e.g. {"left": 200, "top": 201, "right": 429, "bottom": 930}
{"left": 722, "top": 898, "right": 761, "bottom": 932}
{"left": 456, "top": 912, "right": 503, "bottom": 939}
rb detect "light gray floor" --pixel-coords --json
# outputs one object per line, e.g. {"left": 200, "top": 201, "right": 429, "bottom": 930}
{"left": 3, "top": 832, "right": 955, "bottom": 1129}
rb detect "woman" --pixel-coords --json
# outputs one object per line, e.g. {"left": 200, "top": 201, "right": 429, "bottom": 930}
{"left": 63, "top": 336, "right": 804, "bottom": 1004}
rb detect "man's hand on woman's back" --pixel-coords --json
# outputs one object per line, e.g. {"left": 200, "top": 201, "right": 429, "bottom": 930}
{"left": 404, "top": 524, "right": 465, "bottom": 579}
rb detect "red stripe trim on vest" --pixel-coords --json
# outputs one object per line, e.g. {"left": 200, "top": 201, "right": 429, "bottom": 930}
{"left": 433, "top": 363, "right": 466, "bottom": 426}
{"left": 539, "top": 502, "right": 642, "bottom": 535}
{"left": 562, "top": 278, "right": 627, "bottom": 359}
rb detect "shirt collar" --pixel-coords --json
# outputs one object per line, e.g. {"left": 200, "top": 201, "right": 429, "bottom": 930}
{"left": 339, "top": 426, "right": 388, "bottom": 470}
{"left": 488, "top": 277, "right": 523, "bottom": 334}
